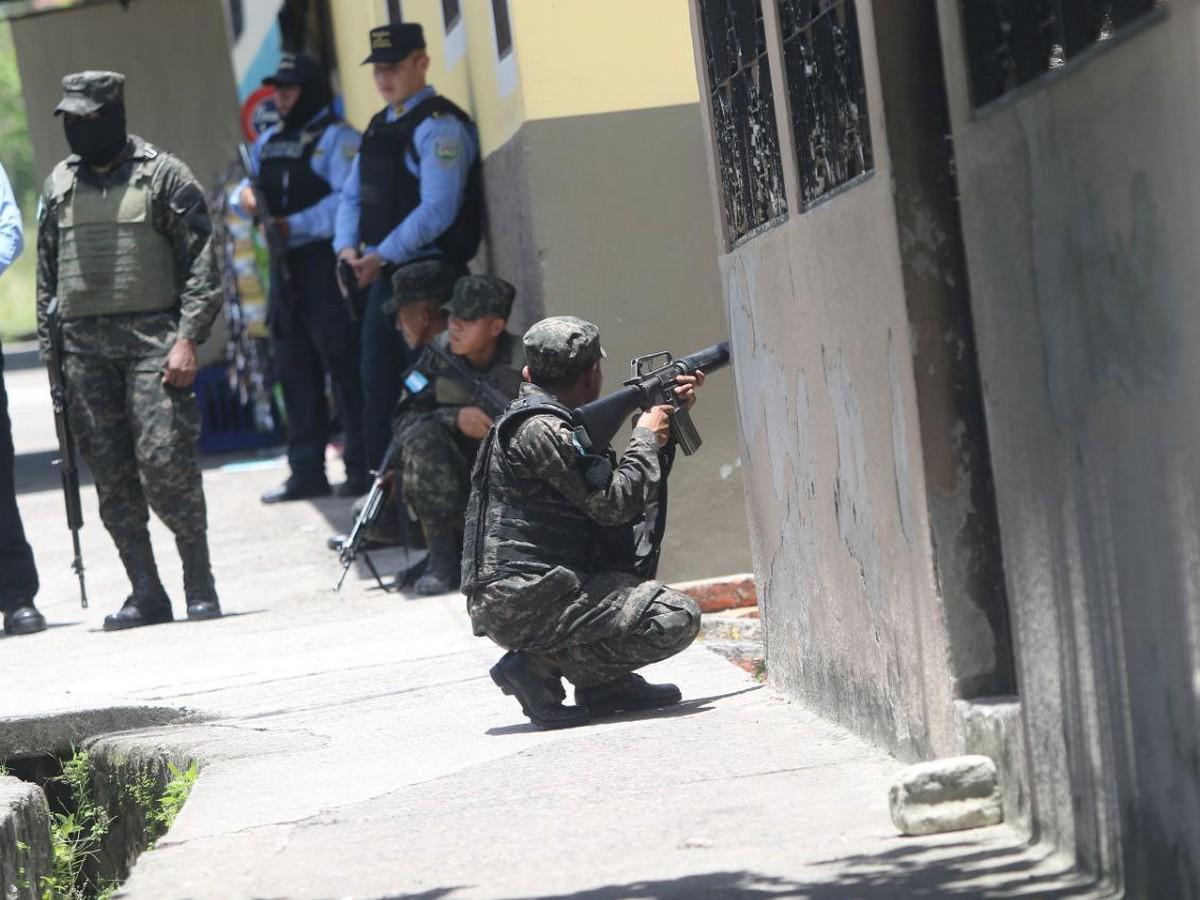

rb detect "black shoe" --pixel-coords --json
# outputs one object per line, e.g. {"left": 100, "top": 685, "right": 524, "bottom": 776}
{"left": 414, "top": 522, "right": 461, "bottom": 596}
{"left": 261, "top": 478, "right": 331, "bottom": 504}
{"left": 3, "top": 604, "right": 47, "bottom": 636}
{"left": 575, "top": 673, "right": 682, "bottom": 716}
{"left": 103, "top": 596, "right": 174, "bottom": 632}
{"left": 335, "top": 475, "right": 370, "bottom": 498}
{"left": 489, "top": 652, "right": 590, "bottom": 730}
{"left": 178, "top": 536, "right": 223, "bottom": 622}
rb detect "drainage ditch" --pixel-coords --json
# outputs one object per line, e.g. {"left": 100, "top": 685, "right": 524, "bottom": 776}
{"left": 1, "top": 732, "right": 197, "bottom": 900}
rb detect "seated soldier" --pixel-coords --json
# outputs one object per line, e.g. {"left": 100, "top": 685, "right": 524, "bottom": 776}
{"left": 394, "top": 274, "right": 523, "bottom": 595}
{"left": 462, "top": 316, "right": 705, "bottom": 729}
{"left": 328, "top": 258, "right": 461, "bottom": 553}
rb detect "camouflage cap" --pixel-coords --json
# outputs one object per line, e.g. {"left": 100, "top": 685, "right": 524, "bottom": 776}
{"left": 523, "top": 316, "right": 607, "bottom": 381}
{"left": 380, "top": 259, "right": 465, "bottom": 317}
{"left": 54, "top": 71, "right": 125, "bottom": 116}
{"left": 442, "top": 274, "right": 515, "bottom": 321}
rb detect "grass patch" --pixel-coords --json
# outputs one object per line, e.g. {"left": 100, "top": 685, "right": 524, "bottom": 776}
{"left": 0, "top": 224, "right": 36, "bottom": 341}
{"left": 41, "top": 750, "right": 115, "bottom": 900}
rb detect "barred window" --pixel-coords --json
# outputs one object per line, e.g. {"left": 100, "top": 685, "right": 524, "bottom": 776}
{"left": 778, "top": 0, "right": 873, "bottom": 209}
{"left": 698, "top": 0, "right": 788, "bottom": 246}
{"left": 962, "top": 0, "right": 1162, "bottom": 108}
{"left": 442, "top": 0, "right": 462, "bottom": 31}
{"left": 492, "top": 0, "right": 513, "bottom": 59}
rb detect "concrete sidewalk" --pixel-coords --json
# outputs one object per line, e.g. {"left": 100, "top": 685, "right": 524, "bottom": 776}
{"left": 2, "top": 360, "right": 1097, "bottom": 899}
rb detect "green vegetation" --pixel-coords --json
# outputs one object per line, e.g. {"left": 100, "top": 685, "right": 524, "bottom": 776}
{"left": 0, "top": 19, "right": 39, "bottom": 342}
{"left": 41, "top": 750, "right": 113, "bottom": 900}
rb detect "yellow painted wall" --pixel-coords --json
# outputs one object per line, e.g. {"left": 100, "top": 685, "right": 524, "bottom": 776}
{"left": 510, "top": 0, "right": 700, "bottom": 121}
{"left": 327, "top": 0, "right": 697, "bottom": 157}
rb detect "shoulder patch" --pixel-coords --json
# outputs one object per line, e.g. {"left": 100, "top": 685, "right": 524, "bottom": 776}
{"left": 341, "top": 142, "right": 358, "bottom": 160}
{"left": 434, "top": 139, "right": 460, "bottom": 163}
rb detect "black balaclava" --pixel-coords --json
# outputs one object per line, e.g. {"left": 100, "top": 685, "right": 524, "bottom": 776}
{"left": 64, "top": 102, "right": 128, "bottom": 166}
{"left": 282, "top": 71, "right": 330, "bottom": 131}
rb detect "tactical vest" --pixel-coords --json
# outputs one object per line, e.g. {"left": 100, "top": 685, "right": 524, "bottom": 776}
{"left": 357, "top": 95, "right": 484, "bottom": 263}
{"left": 462, "top": 396, "right": 595, "bottom": 592}
{"left": 257, "top": 113, "right": 336, "bottom": 217}
{"left": 431, "top": 332, "right": 523, "bottom": 408}
{"left": 53, "top": 145, "right": 177, "bottom": 321}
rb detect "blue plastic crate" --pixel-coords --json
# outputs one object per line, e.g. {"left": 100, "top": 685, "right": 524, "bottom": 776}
{"left": 194, "top": 364, "right": 282, "bottom": 455}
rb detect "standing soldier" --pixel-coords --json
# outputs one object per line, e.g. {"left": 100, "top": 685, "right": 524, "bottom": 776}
{"left": 233, "top": 53, "right": 368, "bottom": 504}
{"left": 0, "top": 158, "right": 46, "bottom": 636}
{"left": 36, "top": 71, "right": 223, "bottom": 630}
{"left": 335, "top": 22, "right": 483, "bottom": 537}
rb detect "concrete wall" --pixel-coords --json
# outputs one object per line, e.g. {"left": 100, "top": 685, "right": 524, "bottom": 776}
{"left": 11, "top": 0, "right": 242, "bottom": 365}
{"left": 937, "top": 1, "right": 1200, "bottom": 892}
{"left": 688, "top": 0, "right": 966, "bottom": 760}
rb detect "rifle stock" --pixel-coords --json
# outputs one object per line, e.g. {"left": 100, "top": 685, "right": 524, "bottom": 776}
{"left": 45, "top": 297, "right": 88, "bottom": 608}
{"left": 238, "top": 143, "right": 297, "bottom": 308}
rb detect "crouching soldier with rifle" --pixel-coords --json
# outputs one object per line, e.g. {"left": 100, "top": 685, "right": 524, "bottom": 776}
{"left": 463, "top": 317, "right": 723, "bottom": 730}
{"left": 336, "top": 269, "right": 521, "bottom": 595}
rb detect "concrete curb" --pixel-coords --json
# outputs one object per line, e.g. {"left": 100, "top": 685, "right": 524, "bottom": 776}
{"left": 0, "top": 776, "right": 52, "bottom": 900}
{"left": 672, "top": 572, "right": 758, "bottom": 613}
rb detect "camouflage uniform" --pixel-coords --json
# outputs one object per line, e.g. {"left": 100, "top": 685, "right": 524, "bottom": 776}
{"left": 463, "top": 317, "right": 701, "bottom": 690}
{"left": 36, "top": 72, "right": 222, "bottom": 625}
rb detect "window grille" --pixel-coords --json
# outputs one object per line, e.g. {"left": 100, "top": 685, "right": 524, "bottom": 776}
{"left": 961, "top": 0, "right": 1162, "bottom": 107}
{"left": 492, "top": 0, "right": 513, "bottom": 59}
{"left": 442, "top": 0, "right": 461, "bottom": 32}
{"left": 777, "top": 0, "right": 874, "bottom": 208}
{"left": 386, "top": 0, "right": 402, "bottom": 24}
{"left": 698, "top": 0, "right": 788, "bottom": 245}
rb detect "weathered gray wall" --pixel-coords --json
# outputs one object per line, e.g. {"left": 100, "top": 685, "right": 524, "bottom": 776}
{"left": 937, "top": 0, "right": 1200, "bottom": 891}
{"left": 12, "top": 0, "right": 241, "bottom": 365}
{"left": 12, "top": 0, "right": 241, "bottom": 190}
{"left": 481, "top": 103, "right": 750, "bottom": 584}
{"left": 690, "top": 1, "right": 963, "bottom": 760}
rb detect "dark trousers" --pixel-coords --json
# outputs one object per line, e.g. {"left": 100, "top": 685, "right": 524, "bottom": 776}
{"left": 360, "top": 272, "right": 414, "bottom": 472}
{"left": 0, "top": 341, "right": 38, "bottom": 610}
{"left": 273, "top": 244, "right": 367, "bottom": 485}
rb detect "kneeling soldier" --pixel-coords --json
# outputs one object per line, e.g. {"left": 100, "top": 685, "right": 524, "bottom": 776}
{"left": 393, "top": 274, "right": 522, "bottom": 595}
{"left": 462, "top": 317, "right": 704, "bottom": 729}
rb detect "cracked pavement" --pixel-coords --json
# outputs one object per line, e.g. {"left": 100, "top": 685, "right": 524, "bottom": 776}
{"left": 2, "top": 351, "right": 1097, "bottom": 898}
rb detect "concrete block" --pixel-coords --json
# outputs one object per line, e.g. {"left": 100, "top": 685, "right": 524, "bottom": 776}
{"left": 0, "top": 775, "right": 52, "bottom": 900}
{"left": 955, "top": 698, "right": 1031, "bottom": 836}
{"left": 888, "top": 755, "right": 1003, "bottom": 836}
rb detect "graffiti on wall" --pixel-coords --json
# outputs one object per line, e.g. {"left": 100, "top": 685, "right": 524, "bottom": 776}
{"left": 777, "top": 0, "right": 874, "bottom": 209}
{"left": 698, "top": 0, "right": 788, "bottom": 246}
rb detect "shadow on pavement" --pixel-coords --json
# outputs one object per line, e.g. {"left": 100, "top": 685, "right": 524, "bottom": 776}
{"left": 516, "top": 841, "right": 1106, "bottom": 897}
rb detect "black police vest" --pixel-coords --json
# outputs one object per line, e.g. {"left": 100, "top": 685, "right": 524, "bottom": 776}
{"left": 462, "top": 397, "right": 596, "bottom": 593}
{"left": 357, "top": 95, "right": 483, "bottom": 263}
{"left": 257, "top": 113, "right": 337, "bottom": 217}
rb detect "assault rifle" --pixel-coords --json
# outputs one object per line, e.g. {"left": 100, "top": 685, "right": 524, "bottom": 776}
{"left": 574, "top": 341, "right": 731, "bottom": 455}
{"left": 237, "top": 143, "right": 297, "bottom": 309}
{"left": 333, "top": 341, "right": 516, "bottom": 591}
{"left": 45, "top": 297, "right": 88, "bottom": 608}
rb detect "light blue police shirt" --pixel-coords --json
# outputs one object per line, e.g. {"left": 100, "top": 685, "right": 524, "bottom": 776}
{"left": 0, "top": 161, "right": 24, "bottom": 278}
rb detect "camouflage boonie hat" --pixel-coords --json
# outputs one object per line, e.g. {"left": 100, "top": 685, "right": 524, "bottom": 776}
{"left": 443, "top": 274, "right": 515, "bottom": 321}
{"left": 55, "top": 71, "right": 125, "bottom": 116}
{"left": 523, "top": 316, "right": 607, "bottom": 381}
{"left": 381, "top": 259, "right": 465, "bottom": 317}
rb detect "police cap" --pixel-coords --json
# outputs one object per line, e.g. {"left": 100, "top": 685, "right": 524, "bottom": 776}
{"left": 362, "top": 23, "right": 425, "bottom": 65}
{"left": 443, "top": 274, "right": 515, "bottom": 321}
{"left": 381, "top": 259, "right": 466, "bottom": 317}
{"left": 523, "top": 316, "right": 607, "bottom": 382}
{"left": 54, "top": 71, "right": 124, "bottom": 116}
{"left": 263, "top": 52, "right": 323, "bottom": 87}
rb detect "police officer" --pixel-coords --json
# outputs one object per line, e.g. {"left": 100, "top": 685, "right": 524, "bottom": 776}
{"left": 0, "top": 159, "right": 45, "bottom": 636}
{"left": 391, "top": 274, "right": 521, "bottom": 596}
{"left": 462, "top": 317, "right": 705, "bottom": 729}
{"left": 234, "top": 53, "right": 368, "bottom": 503}
{"left": 334, "top": 22, "right": 483, "bottom": 498}
{"left": 36, "top": 72, "right": 222, "bottom": 630}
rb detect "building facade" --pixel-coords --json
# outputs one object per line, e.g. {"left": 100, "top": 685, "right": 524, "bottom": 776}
{"left": 686, "top": 0, "right": 1200, "bottom": 893}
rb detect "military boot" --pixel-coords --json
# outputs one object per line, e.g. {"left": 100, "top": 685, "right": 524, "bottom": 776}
{"left": 489, "top": 652, "right": 590, "bottom": 730}
{"left": 3, "top": 603, "right": 47, "bottom": 636}
{"left": 575, "top": 672, "right": 683, "bottom": 716}
{"left": 413, "top": 521, "right": 462, "bottom": 596}
{"left": 178, "top": 535, "right": 222, "bottom": 621}
{"left": 103, "top": 537, "right": 173, "bottom": 632}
